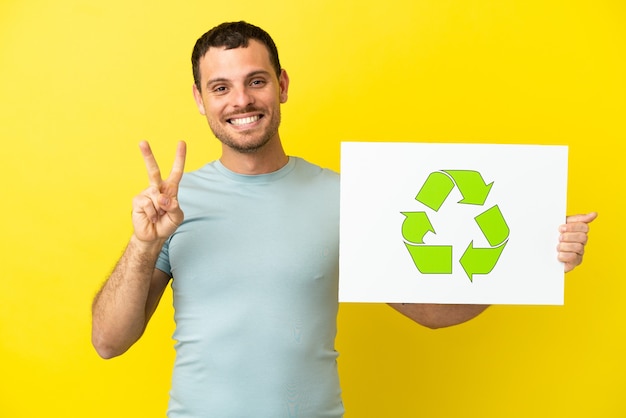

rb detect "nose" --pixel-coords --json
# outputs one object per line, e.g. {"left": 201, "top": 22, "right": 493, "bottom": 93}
{"left": 232, "top": 85, "right": 254, "bottom": 108}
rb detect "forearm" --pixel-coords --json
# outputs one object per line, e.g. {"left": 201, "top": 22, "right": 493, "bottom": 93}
{"left": 389, "top": 303, "right": 489, "bottom": 329}
{"left": 91, "top": 235, "right": 166, "bottom": 358}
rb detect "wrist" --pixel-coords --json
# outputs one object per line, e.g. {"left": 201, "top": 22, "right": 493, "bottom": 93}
{"left": 129, "top": 234, "right": 167, "bottom": 256}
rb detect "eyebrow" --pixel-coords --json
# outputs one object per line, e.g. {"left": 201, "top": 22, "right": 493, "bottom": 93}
{"left": 205, "top": 70, "right": 273, "bottom": 89}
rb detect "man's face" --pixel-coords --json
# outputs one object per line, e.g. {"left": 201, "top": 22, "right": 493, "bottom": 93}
{"left": 193, "top": 40, "right": 289, "bottom": 154}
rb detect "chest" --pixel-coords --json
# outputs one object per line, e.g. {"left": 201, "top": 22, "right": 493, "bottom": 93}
{"left": 167, "top": 184, "right": 340, "bottom": 304}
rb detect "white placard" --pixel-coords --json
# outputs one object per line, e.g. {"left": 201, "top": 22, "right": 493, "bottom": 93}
{"left": 339, "top": 142, "right": 568, "bottom": 305}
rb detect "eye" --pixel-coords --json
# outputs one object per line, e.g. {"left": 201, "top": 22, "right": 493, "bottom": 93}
{"left": 211, "top": 85, "right": 228, "bottom": 95}
{"left": 250, "top": 79, "right": 266, "bottom": 87}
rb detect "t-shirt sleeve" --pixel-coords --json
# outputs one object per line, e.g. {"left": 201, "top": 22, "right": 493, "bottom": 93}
{"left": 155, "top": 238, "right": 172, "bottom": 277}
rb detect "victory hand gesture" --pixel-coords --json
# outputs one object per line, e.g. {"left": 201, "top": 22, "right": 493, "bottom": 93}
{"left": 132, "top": 141, "right": 187, "bottom": 243}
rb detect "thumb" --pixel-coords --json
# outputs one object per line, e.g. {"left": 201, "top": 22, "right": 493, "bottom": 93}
{"left": 158, "top": 194, "right": 184, "bottom": 225}
{"left": 567, "top": 212, "right": 598, "bottom": 224}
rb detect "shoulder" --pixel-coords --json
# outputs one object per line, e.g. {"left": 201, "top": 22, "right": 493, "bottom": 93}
{"left": 291, "top": 157, "right": 339, "bottom": 183}
{"left": 178, "top": 161, "right": 220, "bottom": 187}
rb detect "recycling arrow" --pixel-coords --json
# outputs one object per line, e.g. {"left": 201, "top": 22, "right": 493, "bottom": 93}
{"left": 474, "top": 205, "right": 509, "bottom": 247}
{"left": 458, "top": 204, "right": 509, "bottom": 281}
{"left": 415, "top": 172, "right": 454, "bottom": 211}
{"left": 415, "top": 170, "right": 494, "bottom": 211}
{"left": 402, "top": 169, "right": 510, "bottom": 282}
{"left": 460, "top": 241, "right": 507, "bottom": 282}
{"left": 404, "top": 244, "right": 453, "bottom": 274}
{"left": 443, "top": 170, "right": 493, "bottom": 206}
{"left": 402, "top": 211, "right": 452, "bottom": 273}
{"left": 401, "top": 212, "right": 435, "bottom": 244}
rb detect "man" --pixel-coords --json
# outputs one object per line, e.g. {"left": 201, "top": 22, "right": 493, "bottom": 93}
{"left": 92, "top": 21, "right": 597, "bottom": 417}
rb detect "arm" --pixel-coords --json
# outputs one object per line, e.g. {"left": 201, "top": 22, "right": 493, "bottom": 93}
{"left": 388, "top": 303, "right": 489, "bottom": 329}
{"left": 91, "top": 141, "right": 186, "bottom": 359}
{"left": 91, "top": 238, "right": 170, "bottom": 358}
{"left": 390, "top": 212, "right": 598, "bottom": 329}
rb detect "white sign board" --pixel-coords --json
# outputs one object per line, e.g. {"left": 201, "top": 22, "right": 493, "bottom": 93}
{"left": 339, "top": 142, "right": 568, "bottom": 305}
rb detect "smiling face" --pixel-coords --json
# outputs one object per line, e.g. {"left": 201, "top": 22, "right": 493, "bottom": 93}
{"left": 192, "top": 39, "right": 289, "bottom": 155}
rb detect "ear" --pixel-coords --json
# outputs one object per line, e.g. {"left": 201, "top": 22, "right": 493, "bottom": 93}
{"left": 278, "top": 69, "right": 289, "bottom": 104}
{"left": 192, "top": 84, "right": 206, "bottom": 115}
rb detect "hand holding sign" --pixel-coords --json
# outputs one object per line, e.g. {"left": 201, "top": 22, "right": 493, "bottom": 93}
{"left": 558, "top": 212, "right": 598, "bottom": 272}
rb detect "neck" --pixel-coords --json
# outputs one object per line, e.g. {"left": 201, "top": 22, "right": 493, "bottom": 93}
{"left": 219, "top": 137, "right": 289, "bottom": 175}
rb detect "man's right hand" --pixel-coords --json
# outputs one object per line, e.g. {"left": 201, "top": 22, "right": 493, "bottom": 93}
{"left": 132, "top": 140, "right": 187, "bottom": 243}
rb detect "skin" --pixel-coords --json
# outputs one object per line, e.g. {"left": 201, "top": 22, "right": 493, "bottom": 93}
{"left": 192, "top": 39, "right": 290, "bottom": 175}
{"left": 558, "top": 212, "right": 598, "bottom": 273}
{"left": 92, "top": 141, "right": 185, "bottom": 358}
{"left": 91, "top": 41, "right": 598, "bottom": 358}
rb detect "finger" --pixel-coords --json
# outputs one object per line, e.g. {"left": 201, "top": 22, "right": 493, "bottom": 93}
{"left": 133, "top": 193, "right": 160, "bottom": 224}
{"left": 560, "top": 223, "right": 590, "bottom": 234}
{"left": 557, "top": 241, "right": 585, "bottom": 256}
{"left": 559, "top": 231, "right": 589, "bottom": 245}
{"left": 559, "top": 252, "right": 582, "bottom": 272}
{"left": 563, "top": 260, "right": 581, "bottom": 273}
{"left": 159, "top": 194, "right": 184, "bottom": 226}
{"left": 157, "top": 193, "right": 178, "bottom": 213}
{"left": 566, "top": 212, "right": 598, "bottom": 225}
{"left": 139, "top": 141, "right": 163, "bottom": 187}
{"left": 166, "top": 141, "right": 187, "bottom": 185}
{"left": 558, "top": 250, "right": 582, "bottom": 264}
{"left": 559, "top": 212, "right": 597, "bottom": 233}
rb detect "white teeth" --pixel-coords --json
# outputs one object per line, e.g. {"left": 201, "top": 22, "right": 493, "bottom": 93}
{"left": 230, "top": 115, "right": 260, "bottom": 126}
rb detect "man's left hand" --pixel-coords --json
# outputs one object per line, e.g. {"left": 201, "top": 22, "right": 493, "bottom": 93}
{"left": 558, "top": 212, "right": 598, "bottom": 272}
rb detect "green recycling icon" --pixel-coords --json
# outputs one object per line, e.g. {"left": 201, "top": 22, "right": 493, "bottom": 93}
{"left": 401, "top": 170, "right": 510, "bottom": 282}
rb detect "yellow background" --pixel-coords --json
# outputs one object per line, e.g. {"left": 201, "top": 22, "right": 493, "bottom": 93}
{"left": 1, "top": 0, "right": 624, "bottom": 416}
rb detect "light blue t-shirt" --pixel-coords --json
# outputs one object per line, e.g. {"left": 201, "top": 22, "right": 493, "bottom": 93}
{"left": 156, "top": 157, "right": 344, "bottom": 417}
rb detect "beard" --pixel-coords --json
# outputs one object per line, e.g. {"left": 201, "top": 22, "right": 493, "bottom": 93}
{"left": 208, "top": 105, "right": 282, "bottom": 154}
